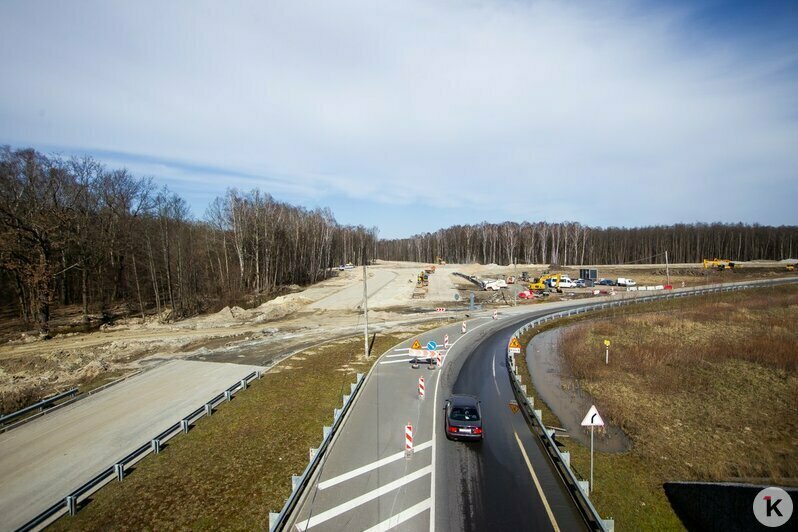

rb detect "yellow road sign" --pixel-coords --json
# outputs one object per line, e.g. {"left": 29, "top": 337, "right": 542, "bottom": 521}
{"left": 604, "top": 339, "right": 611, "bottom": 347}
{"left": 508, "top": 337, "right": 521, "bottom": 349}
{"left": 411, "top": 339, "right": 422, "bottom": 350}
{"left": 508, "top": 400, "right": 519, "bottom": 414}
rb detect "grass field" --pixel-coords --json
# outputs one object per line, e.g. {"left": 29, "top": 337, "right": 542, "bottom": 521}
{"left": 518, "top": 285, "right": 798, "bottom": 530}
{"left": 48, "top": 325, "right": 439, "bottom": 530}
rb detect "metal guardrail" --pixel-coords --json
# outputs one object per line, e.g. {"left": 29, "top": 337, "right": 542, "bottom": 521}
{"left": 17, "top": 370, "right": 261, "bottom": 532}
{"left": 505, "top": 277, "right": 798, "bottom": 532}
{"left": 0, "top": 388, "right": 78, "bottom": 426}
{"left": 269, "top": 372, "right": 366, "bottom": 531}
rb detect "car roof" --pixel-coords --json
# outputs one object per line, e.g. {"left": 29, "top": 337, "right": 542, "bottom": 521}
{"left": 447, "top": 394, "right": 479, "bottom": 407}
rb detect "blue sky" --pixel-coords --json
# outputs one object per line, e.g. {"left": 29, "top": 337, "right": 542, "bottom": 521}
{"left": 1, "top": 1, "right": 797, "bottom": 238}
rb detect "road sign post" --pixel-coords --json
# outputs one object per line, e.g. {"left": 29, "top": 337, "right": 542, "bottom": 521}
{"left": 603, "top": 339, "right": 611, "bottom": 365}
{"left": 581, "top": 405, "right": 605, "bottom": 493}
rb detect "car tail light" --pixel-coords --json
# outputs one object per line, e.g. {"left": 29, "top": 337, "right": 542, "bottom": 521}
{"left": 448, "top": 426, "right": 458, "bottom": 433}
{"left": 473, "top": 427, "right": 483, "bottom": 435}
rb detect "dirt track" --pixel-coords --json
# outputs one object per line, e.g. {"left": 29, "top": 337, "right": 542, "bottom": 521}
{"left": 1, "top": 259, "right": 794, "bottom": 409}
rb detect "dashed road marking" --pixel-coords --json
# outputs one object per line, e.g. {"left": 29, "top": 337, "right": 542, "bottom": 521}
{"left": 318, "top": 441, "right": 432, "bottom": 490}
{"left": 295, "top": 465, "right": 433, "bottom": 531}
{"left": 362, "top": 498, "right": 432, "bottom": 532}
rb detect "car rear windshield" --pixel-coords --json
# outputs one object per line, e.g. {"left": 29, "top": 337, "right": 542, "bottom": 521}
{"left": 450, "top": 407, "right": 480, "bottom": 421}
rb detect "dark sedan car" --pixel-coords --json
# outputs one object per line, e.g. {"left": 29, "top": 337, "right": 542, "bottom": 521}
{"left": 597, "top": 279, "right": 616, "bottom": 286}
{"left": 444, "top": 395, "right": 483, "bottom": 441}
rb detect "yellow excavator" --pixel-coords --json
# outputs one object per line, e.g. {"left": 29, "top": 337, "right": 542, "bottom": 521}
{"left": 529, "top": 274, "right": 561, "bottom": 293}
{"left": 703, "top": 258, "right": 739, "bottom": 271}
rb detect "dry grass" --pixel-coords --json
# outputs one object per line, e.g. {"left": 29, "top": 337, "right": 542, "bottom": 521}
{"left": 47, "top": 326, "right": 437, "bottom": 531}
{"left": 517, "top": 285, "right": 798, "bottom": 530}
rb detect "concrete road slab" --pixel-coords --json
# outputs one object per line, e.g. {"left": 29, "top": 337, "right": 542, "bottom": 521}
{"left": 0, "top": 360, "right": 263, "bottom": 530}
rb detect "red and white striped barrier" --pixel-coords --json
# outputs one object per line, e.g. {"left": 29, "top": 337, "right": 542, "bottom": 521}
{"left": 405, "top": 422, "right": 414, "bottom": 455}
{"left": 435, "top": 307, "right": 446, "bottom": 312}
{"left": 418, "top": 377, "right": 425, "bottom": 399}
{"left": 461, "top": 321, "right": 467, "bottom": 334}
{"left": 436, "top": 352, "right": 443, "bottom": 367}
{"left": 444, "top": 334, "right": 449, "bottom": 348}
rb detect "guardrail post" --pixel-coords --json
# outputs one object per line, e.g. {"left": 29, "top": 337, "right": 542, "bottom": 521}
{"left": 520, "top": 384, "right": 527, "bottom": 394}
{"left": 205, "top": 403, "right": 213, "bottom": 416}
{"left": 66, "top": 495, "right": 77, "bottom": 516}
{"left": 181, "top": 419, "right": 190, "bottom": 433}
{"left": 342, "top": 394, "right": 350, "bottom": 405}
{"left": 333, "top": 408, "right": 341, "bottom": 421}
{"left": 323, "top": 426, "right": 331, "bottom": 439}
{"left": 309, "top": 448, "right": 318, "bottom": 461}
{"left": 151, "top": 438, "right": 161, "bottom": 454}
{"left": 115, "top": 463, "right": 125, "bottom": 481}
{"left": 291, "top": 475, "right": 301, "bottom": 491}
{"left": 224, "top": 390, "right": 233, "bottom": 402}
{"left": 240, "top": 379, "right": 247, "bottom": 390}
{"left": 561, "top": 451, "right": 570, "bottom": 468}
{"left": 526, "top": 396, "right": 534, "bottom": 408}
{"left": 350, "top": 382, "right": 357, "bottom": 394}
{"left": 534, "top": 409, "right": 543, "bottom": 420}
{"left": 579, "top": 480, "right": 590, "bottom": 495}
{"left": 356, "top": 372, "right": 364, "bottom": 383}
{"left": 269, "top": 512, "right": 279, "bottom": 530}
{"left": 603, "top": 518, "right": 615, "bottom": 531}
{"left": 256, "top": 370, "right": 262, "bottom": 379}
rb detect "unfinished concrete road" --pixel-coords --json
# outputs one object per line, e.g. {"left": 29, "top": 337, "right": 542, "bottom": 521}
{"left": 0, "top": 360, "right": 263, "bottom": 531}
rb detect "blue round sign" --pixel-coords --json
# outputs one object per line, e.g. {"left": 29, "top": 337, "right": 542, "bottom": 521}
{"left": 426, "top": 341, "right": 437, "bottom": 350}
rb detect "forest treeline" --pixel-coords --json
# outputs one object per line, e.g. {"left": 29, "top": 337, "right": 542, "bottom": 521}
{"left": 0, "top": 147, "right": 377, "bottom": 335}
{"left": 1, "top": 146, "right": 796, "bottom": 336}
{"left": 377, "top": 221, "right": 798, "bottom": 266}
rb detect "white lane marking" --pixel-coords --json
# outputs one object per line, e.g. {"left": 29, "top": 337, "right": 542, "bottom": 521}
{"left": 295, "top": 465, "right": 432, "bottom": 531}
{"left": 386, "top": 352, "right": 413, "bottom": 358}
{"left": 389, "top": 349, "right": 411, "bottom": 354}
{"left": 363, "top": 498, "right": 432, "bottom": 532}
{"left": 492, "top": 352, "right": 500, "bottom": 395}
{"left": 513, "top": 431, "right": 560, "bottom": 532}
{"left": 318, "top": 441, "right": 432, "bottom": 490}
{"left": 430, "top": 318, "right": 492, "bottom": 531}
{"left": 380, "top": 358, "right": 417, "bottom": 365}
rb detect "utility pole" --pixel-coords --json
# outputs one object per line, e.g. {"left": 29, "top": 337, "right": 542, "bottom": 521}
{"left": 665, "top": 250, "right": 671, "bottom": 286}
{"left": 363, "top": 262, "right": 369, "bottom": 358}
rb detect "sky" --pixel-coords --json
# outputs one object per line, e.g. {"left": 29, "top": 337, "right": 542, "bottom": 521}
{"left": 1, "top": 1, "right": 797, "bottom": 239}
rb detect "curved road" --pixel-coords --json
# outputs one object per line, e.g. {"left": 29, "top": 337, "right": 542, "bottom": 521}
{"left": 287, "top": 308, "right": 588, "bottom": 531}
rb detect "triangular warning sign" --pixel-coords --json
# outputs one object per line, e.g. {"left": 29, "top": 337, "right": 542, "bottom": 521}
{"left": 508, "top": 337, "right": 521, "bottom": 349}
{"left": 581, "top": 405, "right": 605, "bottom": 427}
{"left": 508, "top": 401, "right": 519, "bottom": 414}
{"left": 410, "top": 339, "right": 422, "bottom": 350}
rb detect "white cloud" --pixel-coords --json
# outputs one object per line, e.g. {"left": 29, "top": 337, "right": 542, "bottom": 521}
{"left": 1, "top": 0, "right": 796, "bottom": 231}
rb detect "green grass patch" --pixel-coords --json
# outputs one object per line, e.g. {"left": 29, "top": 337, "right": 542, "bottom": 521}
{"left": 49, "top": 325, "right": 439, "bottom": 530}
{"left": 515, "top": 284, "right": 798, "bottom": 531}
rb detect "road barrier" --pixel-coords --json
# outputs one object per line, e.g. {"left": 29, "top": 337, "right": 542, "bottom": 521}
{"left": 0, "top": 388, "right": 78, "bottom": 427}
{"left": 18, "top": 370, "right": 262, "bottom": 531}
{"left": 418, "top": 377, "right": 425, "bottom": 400}
{"left": 268, "top": 372, "right": 365, "bottom": 531}
{"left": 505, "top": 277, "right": 798, "bottom": 532}
{"left": 405, "top": 422, "right": 414, "bottom": 455}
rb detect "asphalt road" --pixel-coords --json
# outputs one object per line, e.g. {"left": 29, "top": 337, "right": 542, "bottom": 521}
{"left": 287, "top": 310, "right": 587, "bottom": 532}
{"left": 0, "top": 360, "right": 263, "bottom": 531}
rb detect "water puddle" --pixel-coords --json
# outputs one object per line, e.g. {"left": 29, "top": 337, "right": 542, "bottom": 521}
{"left": 525, "top": 327, "right": 631, "bottom": 452}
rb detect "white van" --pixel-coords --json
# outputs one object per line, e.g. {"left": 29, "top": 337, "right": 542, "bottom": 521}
{"left": 549, "top": 275, "right": 575, "bottom": 289}
{"left": 617, "top": 277, "right": 637, "bottom": 287}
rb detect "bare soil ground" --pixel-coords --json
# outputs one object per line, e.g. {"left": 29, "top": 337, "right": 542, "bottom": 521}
{"left": 1, "top": 260, "right": 794, "bottom": 415}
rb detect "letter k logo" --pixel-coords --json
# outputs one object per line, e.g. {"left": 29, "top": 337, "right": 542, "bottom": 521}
{"left": 764, "top": 495, "right": 783, "bottom": 517}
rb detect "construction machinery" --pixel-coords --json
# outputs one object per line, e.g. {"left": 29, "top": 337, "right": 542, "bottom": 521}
{"left": 424, "top": 264, "right": 436, "bottom": 274}
{"left": 436, "top": 256, "right": 447, "bottom": 265}
{"left": 417, "top": 271, "right": 429, "bottom": 286}
{"left": 529, "top": 274, "right": 562, "bottom": 293}
{"left": 786, "top": 264, "right": 796, "bottom": 272}
{"left": 703, "top": 258, "right": 739, "bottom": 271}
